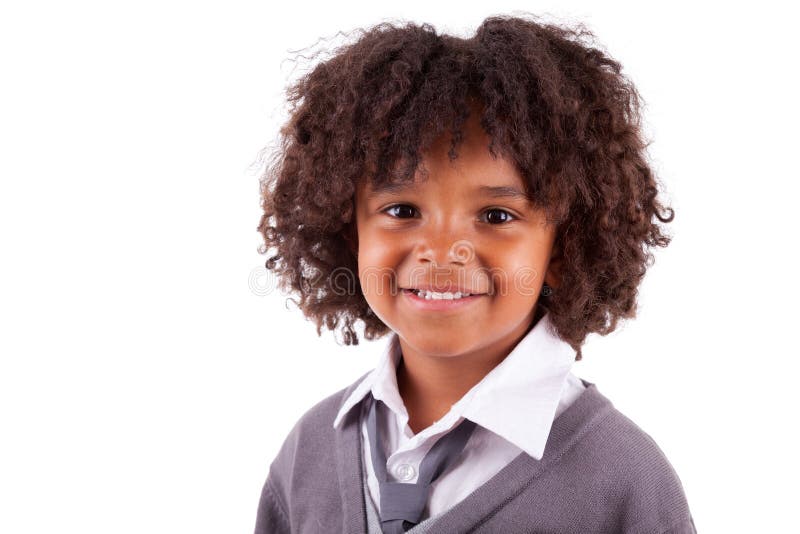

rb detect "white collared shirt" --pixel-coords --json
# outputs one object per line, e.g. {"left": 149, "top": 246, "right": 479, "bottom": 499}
{"left": 332, "top": 312, "right": 586, "bottom": 520}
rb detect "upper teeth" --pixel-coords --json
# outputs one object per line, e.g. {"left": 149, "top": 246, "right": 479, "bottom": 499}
{"left": 413, "top": 289, "right": 471, "bottom": 300}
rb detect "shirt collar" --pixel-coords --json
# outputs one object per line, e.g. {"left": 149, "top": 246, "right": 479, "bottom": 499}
{"left": 332, "top": 312, "right": 577, "bottom": 460}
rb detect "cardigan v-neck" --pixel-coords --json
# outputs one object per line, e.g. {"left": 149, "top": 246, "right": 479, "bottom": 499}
{"left": 339, "top": 377, "right": 613, "bottom": 533}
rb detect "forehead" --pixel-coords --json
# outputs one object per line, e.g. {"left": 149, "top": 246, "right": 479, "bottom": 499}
{"left": 360, "top": 138, "right": 530, "bottom": 201}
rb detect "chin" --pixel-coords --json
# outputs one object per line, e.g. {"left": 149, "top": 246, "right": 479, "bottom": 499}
{"left": 400, "top": 334, "right": 474, "bottom": 358}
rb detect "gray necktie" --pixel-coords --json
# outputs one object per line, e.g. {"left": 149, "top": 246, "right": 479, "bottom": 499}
{"left": 366, "top": 394, "right": 477, "bottom": 533}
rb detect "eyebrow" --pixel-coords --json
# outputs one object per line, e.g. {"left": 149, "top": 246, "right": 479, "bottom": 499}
{"left": 477, "top": 185, "right": 532, "bottom": 201}
{"left": 367, "top": 182, "right": 531, "bottom": 201}
{"left": 367, "top": 181, "right": 421, "bottom": 196}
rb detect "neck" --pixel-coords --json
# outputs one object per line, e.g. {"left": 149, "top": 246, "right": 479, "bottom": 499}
{"left": 395, "top": 307, "right": 544, "bottom": 435}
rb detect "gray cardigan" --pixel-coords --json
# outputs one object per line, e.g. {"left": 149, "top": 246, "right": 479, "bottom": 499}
{"left": 254, "top": 373, "right": 697, "bottom": 533}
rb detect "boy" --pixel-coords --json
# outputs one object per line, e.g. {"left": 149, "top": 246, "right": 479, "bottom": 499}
{"left": 255, "top": 14, "right": 696, "bottom": 533}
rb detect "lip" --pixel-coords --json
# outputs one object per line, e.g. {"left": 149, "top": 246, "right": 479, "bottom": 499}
{"left": 401, "top": 288, "right": 485, "bottom": 312}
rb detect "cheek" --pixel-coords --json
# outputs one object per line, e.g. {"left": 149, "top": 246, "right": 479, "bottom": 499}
{"left": 357, "top": 237, "right": 404, "bottom": 297}
{"left": 489, "top": 247, "right": 550, "bottom": 297}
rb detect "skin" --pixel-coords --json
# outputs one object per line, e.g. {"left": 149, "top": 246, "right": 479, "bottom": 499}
{"left": 350, "top": 101, "right": 562, "bottom": 435}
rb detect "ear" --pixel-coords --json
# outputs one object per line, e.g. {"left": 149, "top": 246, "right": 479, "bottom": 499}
{"left": 343, "top": 221, "right": 358, "bottom": 256}
{"left": 544, "top": 245, "right": 562, "bottom": 289}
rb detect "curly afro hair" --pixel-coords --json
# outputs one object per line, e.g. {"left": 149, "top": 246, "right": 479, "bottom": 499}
{"left": 256, "top": 13, "right": 674, "bottom": 360}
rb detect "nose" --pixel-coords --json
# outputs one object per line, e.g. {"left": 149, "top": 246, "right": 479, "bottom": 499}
{"left": 414, "top": 230, "right": 475, "bottom": 268}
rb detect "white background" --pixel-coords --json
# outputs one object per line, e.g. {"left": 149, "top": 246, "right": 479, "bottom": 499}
{"left": 1, "top": 1, "right": 798, "bottom": 532}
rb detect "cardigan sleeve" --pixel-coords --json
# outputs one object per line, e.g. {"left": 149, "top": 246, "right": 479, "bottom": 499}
{"left": 253, "top": 410, "right": 304, "bottom": 534}
{"left": 594, "top": 410, "right": 697, "bottom": 534}
{"left": 616, "top": 438, "right": 697, "bottom": 534}
{"left": 254, "top": 476, "right": 291, "bottom": 534}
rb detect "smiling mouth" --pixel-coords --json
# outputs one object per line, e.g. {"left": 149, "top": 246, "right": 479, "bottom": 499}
{"left": 399, "top": 288, "right": 485, "bottom": 313}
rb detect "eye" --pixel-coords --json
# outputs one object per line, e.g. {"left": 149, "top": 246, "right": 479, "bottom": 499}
{"left": 382, "top": 205, "right": 517, "bottom": 224}
{"left": 481, "top": 208, "right": 516, "bottom": 225}
{"left": 382, "top": 204, "right": 417, "bottom": 219}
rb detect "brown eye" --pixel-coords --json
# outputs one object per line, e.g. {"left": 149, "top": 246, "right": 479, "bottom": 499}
{"left": 482, "top": 208, "right": 516, "bottom": 225}
{"left": 384, "top": 204, "right": 417, "bottom": 219}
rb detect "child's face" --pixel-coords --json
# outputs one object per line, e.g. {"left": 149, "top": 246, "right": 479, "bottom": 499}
{"left": 353, "top": 105, "right": 560, "bottom": 358}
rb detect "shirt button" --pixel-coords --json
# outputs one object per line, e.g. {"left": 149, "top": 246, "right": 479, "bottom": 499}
{"left": 395, "top": 463, "right": 416, "bottom": 481}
